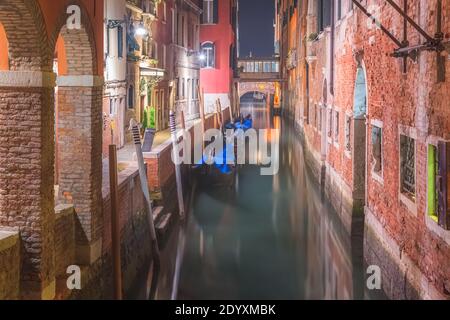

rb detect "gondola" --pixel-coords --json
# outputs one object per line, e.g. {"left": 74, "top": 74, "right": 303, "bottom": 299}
{"left": 192, "top": 114, "right": 253, "bottom": 188}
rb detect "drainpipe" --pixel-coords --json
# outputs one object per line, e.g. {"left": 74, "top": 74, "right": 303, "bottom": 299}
{"left": 330, "top": 0, "right": 335, "bottom": 95}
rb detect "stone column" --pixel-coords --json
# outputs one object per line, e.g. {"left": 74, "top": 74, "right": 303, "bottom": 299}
{"left": 56, "top": 75, "right": 103, "bottom": 265}
{"left": 0, "top": 70, "right": 56, "bottom": 299}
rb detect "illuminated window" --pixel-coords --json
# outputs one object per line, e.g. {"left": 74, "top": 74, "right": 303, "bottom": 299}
{"left": 201, "top": 42, "right": 215, "bottom": 68}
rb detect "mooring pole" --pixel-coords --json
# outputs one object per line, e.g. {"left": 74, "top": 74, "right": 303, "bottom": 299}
{"left": 129, "top": 120, "right": 160, "bottom": 271}
{"left": 170, "top": 111, "right": 185, "bottom": 218}
{"left": 108, "top": 145, "right": 123, "bottom": 300}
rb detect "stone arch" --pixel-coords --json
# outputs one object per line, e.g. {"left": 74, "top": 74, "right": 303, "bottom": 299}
{"left": 240, "top": 91, "right": 268, "bottom": 104}
{"left": 49, "top": 0, "right": 103, "bottom": 265}
{"left": 0, "top": 0, "right": 55, "bottom": 299}
{"left": 49, "top": 0, "right": 98, "bottom": 76}
{"left": 0, "top": 0, "right": 52, "bottom": 71}
{"left": 238, "top": 82, "right": 276, "bottom": 99}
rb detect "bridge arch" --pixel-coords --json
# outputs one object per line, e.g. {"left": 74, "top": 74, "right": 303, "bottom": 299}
{"left": 239, "top": 82, "right": 276, "bottom": 98}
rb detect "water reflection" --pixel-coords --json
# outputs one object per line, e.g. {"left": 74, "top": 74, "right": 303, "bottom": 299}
{"left": 138, "top": 103, "right": 372, "bottom": 300}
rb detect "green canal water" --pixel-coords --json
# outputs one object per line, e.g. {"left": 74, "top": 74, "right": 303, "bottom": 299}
{"left": 134, "top": 103, "right": 386, "bottom": 300}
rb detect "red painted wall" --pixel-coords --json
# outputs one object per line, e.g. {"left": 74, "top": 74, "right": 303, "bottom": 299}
{"left": 0, "top": 23, "right": 8, "bottom": 70}
{"left": 200, "top": 0, "right": 235, "bottom": 95}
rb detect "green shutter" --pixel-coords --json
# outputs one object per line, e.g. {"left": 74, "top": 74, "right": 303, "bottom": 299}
{"left": 428, "top": 145, "right": 438, "bottom": 222}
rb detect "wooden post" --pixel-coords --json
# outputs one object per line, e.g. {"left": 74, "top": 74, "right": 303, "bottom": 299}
{"left": 109, "top": 145, "right": 123, "bottom": 300}
{"left": 197, "top": 86, "right": 206, "bottom": 134}
{"left": 216, "top": 99, "right": 223, "bottom": 128}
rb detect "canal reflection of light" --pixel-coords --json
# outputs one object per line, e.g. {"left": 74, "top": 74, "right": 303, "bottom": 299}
{"left": 199, "top": 229, "right": 204, "bottom": 258}
{"left": 143, "top": 101, "right": 374, "bottom": 300}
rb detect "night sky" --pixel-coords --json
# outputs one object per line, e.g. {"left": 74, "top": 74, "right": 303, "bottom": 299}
{"left": 239, "top": 0, "right": 275, "bottom": 58}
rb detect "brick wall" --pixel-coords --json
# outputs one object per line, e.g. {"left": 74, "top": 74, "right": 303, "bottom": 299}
{"left": 57, "top": 86, "right": 103, "bottom": 246}
{"left": 285, "top": 0, "right": 450, "bottom": 299}
{"left": 54, "top": 205, "right": 75, "bottom": 278}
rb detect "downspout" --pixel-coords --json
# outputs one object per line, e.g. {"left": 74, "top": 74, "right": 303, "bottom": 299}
{"left": 330, "top": 0, "right": 335, "bottom": 95}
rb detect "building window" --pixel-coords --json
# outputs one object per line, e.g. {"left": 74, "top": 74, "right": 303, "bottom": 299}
{"left": 128, "top": 86, "right": 134, "bottom": 109}
{"left": 428, "top": 142, "right": 450, "bottom": 229}
{"left": 336, "top": 0, "right": 342, "bottom": 21}
{"left": 202, "top": 0, "right": 218, "bottom": 24}
{"left": 201, "top": 42, "right": 215, "bottom": 68}
{"left": 371, "top": 125, "right": 383, "bottom": 175}
{"left": 328, "top": 108, "right": 333, "bottom": 138}
{"left": 142, "top": 37, "right": 148, "bottom": 56}
{"left": 317, "top": 0, "right": 332, "bottom": 32}
{"left": 151, "top": 41, "right": 158, "bottom": 60}
{"left": 400, "top": 135, "right": 416, "bottom": 200}
{"left": 109, "top": 98, "right": 114, "bottom": 115}
{"left": 345, "top": 114, "right": 351, "bottom": 151}
{"left": 162, "top": 44, "right": 166, "bottom": 69}
{"left": 428, "top": 144, "right": 439, "bottom": 222}
{"left": 318, "top": 105, "right": 322, "bottom": 130}
{"left": 117, "top": 26, "right": 123, "bottom": 58}
{"left": 181, "top": 15, "right": 185, "bottom": 47}
{"left": 334, "top": 110, "right": 340, "bottom": 143}
{"left": 172, "top": 9, "right": 176, "bottom": 43}
{"left": 306, "top": 101, "right": 310, "bottom": 125}
{"left": 162, "top": 2, "right": 167, "bottom": 22}
{"left": 181, "top": 78, "right": 185, "bottom": 99}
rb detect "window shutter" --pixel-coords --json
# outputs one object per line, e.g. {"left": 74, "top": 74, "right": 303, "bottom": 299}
{"left": 106, "top": 26, "right": 110, "bottom": 56}
{"left": 213, "top": 0, "right": 219, "bottom": 24}
{"left": 201, "top": 1, "right": 205, "bottom": 23}
{"left": 437, "top": 141, "right": 450, "bottom": 230}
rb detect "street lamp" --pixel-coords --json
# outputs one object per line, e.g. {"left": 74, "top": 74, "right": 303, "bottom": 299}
{"left": 135, "top": 22, "right": 148, "bottom": 36}
{"left": 106, "top": 18, "right": 148, "bottom": 37}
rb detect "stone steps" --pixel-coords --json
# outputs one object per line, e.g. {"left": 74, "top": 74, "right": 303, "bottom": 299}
{"left": 151, "top": 206, "right": 173, "bottom": 247}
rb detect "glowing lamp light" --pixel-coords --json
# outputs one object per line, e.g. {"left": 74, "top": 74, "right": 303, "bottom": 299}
{"left": 135, "top": 23, "right": 147, "bottom": 36}
{"left": 199, "top": 53, "right": 206, "bottom": 61}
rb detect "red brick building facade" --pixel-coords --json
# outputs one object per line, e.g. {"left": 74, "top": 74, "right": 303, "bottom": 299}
{"left": 277, "top": 0, "right": 450, "bottom": 299}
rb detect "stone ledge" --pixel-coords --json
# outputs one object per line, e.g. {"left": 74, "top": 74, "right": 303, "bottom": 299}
{"left": 0, "top": 71, "right": 56, "bottom": 88}
{"left": 0, "top": 230, "right": 19, "bottom": 252}
{"left": 55, "top": 204, "right": 75, "bottom": 218}
{"left": 57, "top": 75, "right": 104, "bottom": 87}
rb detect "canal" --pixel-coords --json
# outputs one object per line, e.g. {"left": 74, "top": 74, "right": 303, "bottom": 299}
{"left": 135, "top": 103, "right": 385, "bottom": 300}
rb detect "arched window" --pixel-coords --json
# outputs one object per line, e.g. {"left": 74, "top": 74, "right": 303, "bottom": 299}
{"left": 201, "top": 42, "right": 215, "bottom": 68}
{"left": 128, "top": 85, "right": 134, "bottom": 109}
